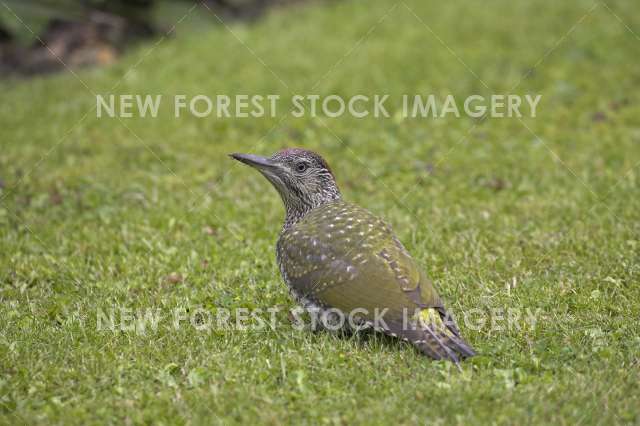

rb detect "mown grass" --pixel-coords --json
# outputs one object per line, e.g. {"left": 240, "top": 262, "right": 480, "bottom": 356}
{"left": 1, "top": 0, "right": 639, "bottom": 424}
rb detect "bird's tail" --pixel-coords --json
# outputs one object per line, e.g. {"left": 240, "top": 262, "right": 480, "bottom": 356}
{"left": 387, "top": 308, "right": 475, "bottom": 363}
{"left": 417, "top": 308, "right": 476, "bottom": 362}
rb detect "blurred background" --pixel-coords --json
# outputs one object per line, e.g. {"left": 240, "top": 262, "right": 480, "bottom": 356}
{"left": 0, "top": 0, "right": 303, "bottom": 75}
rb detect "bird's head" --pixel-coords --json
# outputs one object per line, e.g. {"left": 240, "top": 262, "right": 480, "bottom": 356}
{"left": 231, "top": 148, "right": 341, "bottom": 222}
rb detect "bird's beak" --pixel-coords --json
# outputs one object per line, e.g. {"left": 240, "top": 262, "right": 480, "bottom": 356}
{"left": 229, "top": 153, "right": 276, "bottom": 170}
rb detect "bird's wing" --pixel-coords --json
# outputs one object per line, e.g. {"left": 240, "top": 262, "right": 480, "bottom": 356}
{"left": 277, "top": 201, "right": 475, "bottom": 361}
{"left": 277, "top": 202, "right": 442, "bottom": 317}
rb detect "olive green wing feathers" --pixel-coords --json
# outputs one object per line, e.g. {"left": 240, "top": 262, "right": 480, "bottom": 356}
{"left": 277, "top": 202, "right": 475, "bottom": 362}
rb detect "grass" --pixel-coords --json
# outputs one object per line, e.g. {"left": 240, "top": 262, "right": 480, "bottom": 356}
{"left": 1, "top": 0, "right": 640, "bottom": 424}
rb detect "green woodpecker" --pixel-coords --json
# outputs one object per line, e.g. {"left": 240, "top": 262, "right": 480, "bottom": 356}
{"left": 231, "top": 148, "right": 475, "bottom": 362}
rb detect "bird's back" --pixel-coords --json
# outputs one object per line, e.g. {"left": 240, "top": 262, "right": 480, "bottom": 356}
{"left": 276, "top": 200, "right": 475, "bottom": 362}
{"left": 276, "top": 201, "right": 442, "bottom": 319}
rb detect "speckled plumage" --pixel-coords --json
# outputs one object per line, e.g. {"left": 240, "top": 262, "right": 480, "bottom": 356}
{"left": 231, "top": 149, "right": 475, "bottom": 362}
{"left": 277, "top": 201, "right": 438, "bottom": 309}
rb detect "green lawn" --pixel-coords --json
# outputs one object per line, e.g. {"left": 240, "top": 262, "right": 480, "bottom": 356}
{"left": 1, "top": 0, "right": 640, "bottom": 424}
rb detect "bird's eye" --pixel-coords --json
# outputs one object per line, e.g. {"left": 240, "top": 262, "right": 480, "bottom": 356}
{"left": 295, "top": 163, "right": 308, "bottom": 173}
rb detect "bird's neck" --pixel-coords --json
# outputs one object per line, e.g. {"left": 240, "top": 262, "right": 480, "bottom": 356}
{"left": 282, "top": 190, "right": 342, "bottom": 230}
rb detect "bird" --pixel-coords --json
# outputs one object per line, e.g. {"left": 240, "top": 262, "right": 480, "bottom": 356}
{"left": 231, "top": 148, "right": 475, "bottom": 362}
